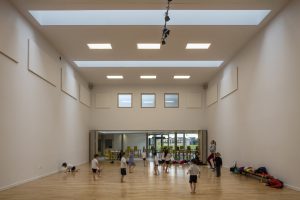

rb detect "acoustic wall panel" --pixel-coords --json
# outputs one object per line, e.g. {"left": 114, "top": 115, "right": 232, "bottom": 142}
{"left": 0, "top": 3, "right": 20, "bottom": 63}
{"left": 186, "top": 93, "right": 202, "bottom": 108}
{"left": 61, "top": 64, "right": 79, "bottom": 99}
{"left": 206, "top": 82, "right": 218, "bottom": 106}
{"left": 220, "top": 67, "right": 238, "bottom": 99}
{"left": 96, "top": 93, "right": 112, "bottom": 108}
{"left": 28, "top": 39, "right": 59, "bottom": 86}
{"left": 80, "top": 84, "right": 91, "bottom": 107}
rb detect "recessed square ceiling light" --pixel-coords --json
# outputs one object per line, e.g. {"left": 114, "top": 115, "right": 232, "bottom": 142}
{"left": 29, "top": 10, "right": 271, "bottom": 26}
{"left": 87, "top": 43, "right": 112, "bottom": 49}
{"left": 106, "top": 75, "right": 123, "bottom": 79}
{"left": 140, "top": 75, "right": 157, "bottom": 79}
{"left": 186, "top": 43, "right": 211, "bottom": 49}
{"left": 174, "top": 75, "right": 191, "bottom": 79}
{"left": 137, "top": 43, "right": 160, "bottom": 49}
{"left": 74, "top": 61, "right": 223, "bottom": 68}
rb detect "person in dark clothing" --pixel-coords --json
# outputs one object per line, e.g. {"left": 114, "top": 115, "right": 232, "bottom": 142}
{"left": 214, "top": 152, "right": 222, "bottom": 177}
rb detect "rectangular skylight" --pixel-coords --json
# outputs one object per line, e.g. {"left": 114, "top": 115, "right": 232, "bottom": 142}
{"left": 106, "top": 75, "right": 123, "bottom": 79}
{"left": 74, "top": 61, "right": 223, "bottom": 68}
{"left": 137, "top": 43, "right": 160, "bottom": 49}
{"left": 87, "top": 43, "right": 112, "bottom": 49}
{"left": 29, "top": 10, "right": 271, "bottom": 26}
{"left": 174, "top": 75, "right": 191, "bottom": 79}
{"left": 186, "top": 43, "right": 211, "bottom": 49}
{"left": 140, "top": 75, "right": 157, "bottom": 79}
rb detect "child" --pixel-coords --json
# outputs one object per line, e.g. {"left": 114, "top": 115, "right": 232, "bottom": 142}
{"left": 214, "top": 152, "right": 222, "bottom": 177}
{"left": 142, "top": 150, "right": 147, "bottom": 167}
{"left": 62, "top": 162, "right": 79, "bottom": 174}
{"left": 153, "top": 152, "right": 159, "bottom": 175}
{"left": 91, "top": 154, "right": 101, "bottom": 180}
{"left": 164, "top": 150, "right": 172, "bottom": 173}
{"left": 128, "top": 150, "right": 135, "bottom": 173}
{"left": 187, "top": 159, "right": 200, "bottom": 194}
{"left": 160, "top": 151, "right": 165, "bottom": 172}
{"left": 120, "top": 152, "right": 127, "bottom": 183}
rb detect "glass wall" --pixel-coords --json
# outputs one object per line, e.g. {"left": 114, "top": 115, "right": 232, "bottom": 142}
{"left": 185, "top": 133, "right": 198, "bottom": 150}
{"left": 147, "top": 131, "right": 199, "bottom": 157}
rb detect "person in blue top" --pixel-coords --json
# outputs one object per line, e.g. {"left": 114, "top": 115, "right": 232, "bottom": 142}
{"left": 128, "top": 150, "right": 135, "bottom": 173}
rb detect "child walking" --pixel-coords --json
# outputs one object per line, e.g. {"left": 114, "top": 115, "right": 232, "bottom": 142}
{"left": 91, "top": 154, "right": 101, "bottom": 180}
{"left": 187, "top": 159, "right": 201, "bottom": 194}
{"left": 215, "top": 152, "right": 223, "bottom": 177}
{"left": 120, "top": 152, "right": 127, "bottom": 183}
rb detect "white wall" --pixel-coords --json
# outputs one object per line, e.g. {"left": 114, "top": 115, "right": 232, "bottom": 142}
{"left": 91, "top": 85, "right": 206, "bottom": 130}
{"left": 0, "top": 1, "right": 90, "bottom": 190}
{"left": 207, "top": 0, "right": 300, "bottom": 190}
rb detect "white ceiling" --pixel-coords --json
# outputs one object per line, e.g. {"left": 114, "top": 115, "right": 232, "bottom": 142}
{"left": 11, "top": 0, "right": 289, "bottom": 86}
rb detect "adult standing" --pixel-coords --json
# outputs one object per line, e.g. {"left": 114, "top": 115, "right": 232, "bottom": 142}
{"left": 207, "top": 140, "right": 216, "bottom": 169}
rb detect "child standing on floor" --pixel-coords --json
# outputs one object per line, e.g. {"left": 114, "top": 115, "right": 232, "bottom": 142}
{"left": 142, "top": 150, "right": 147, "bottom": 167}
{"left": 214, "top": 152, "right": 223, "bottom": 177}
{"left": 120, "top": 152, "right": 127, "bottom": 183}
{"left": 187, "top": 159, "right": 201, "bottom": 194}
{"left": 153, "top": 152, "right": 159, "bottom": 175}
{"left": 164, "top": 150, "right": 172, "bottom": 173}
{"left": 128, "top": 150, "right": 136, "bottom": 173}
{"left": 91, "top": 154, "right": 101, "bottom": 180}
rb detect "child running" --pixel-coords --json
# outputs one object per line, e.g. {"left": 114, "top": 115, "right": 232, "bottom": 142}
{"left": 187, "top": 159, "right": 201, "bottom": 194}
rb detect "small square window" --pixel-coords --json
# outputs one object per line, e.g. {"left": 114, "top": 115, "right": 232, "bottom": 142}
{"left": 164, "top": 93, "right": 179, "bottom": 108}
{"left": 141, "top": 93, "right": 156, "bottom": 108}
{"left": 118, "top": 93, "right": 132, "bottom": 108}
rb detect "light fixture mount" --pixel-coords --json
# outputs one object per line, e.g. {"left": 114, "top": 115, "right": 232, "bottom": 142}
{"left": 161, "top": 0, "right": 172, "bottom": 45}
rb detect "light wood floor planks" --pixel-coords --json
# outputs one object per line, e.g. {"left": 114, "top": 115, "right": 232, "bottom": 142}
{"left": 0, "top": 160, "right": 299, "bottom": 200}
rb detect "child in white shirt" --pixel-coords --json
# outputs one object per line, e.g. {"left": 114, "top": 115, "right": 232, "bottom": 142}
{"left": 142, "top": 150, "right": 147, "bottom": 167}
{"left": 62, "top": 162, "right": 79, "bottom": 174}
{"left": 120, "top": 152, "right": 127, "bottom": 183}
{"left": 187, "top": 159, "right": 201, "bottom": 194}
{"left": 91, "top": 154, "right": 101, "bottom": 180}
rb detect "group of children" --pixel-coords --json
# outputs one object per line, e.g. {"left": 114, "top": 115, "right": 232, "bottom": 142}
{"left": 61, "top": 146, "right": 223, "bottom": 194}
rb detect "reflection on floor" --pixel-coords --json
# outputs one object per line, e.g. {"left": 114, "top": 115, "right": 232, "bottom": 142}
{"left": 0, "top": 160, "right": 299, "bottom": 200}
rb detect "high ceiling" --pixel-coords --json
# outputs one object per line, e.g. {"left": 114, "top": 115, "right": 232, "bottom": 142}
{"left": 11, "top": 0, "right": 289, "bottom": 86}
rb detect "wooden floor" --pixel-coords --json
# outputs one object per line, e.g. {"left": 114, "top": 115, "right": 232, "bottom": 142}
{"left": 0, "top": 160, "right": 299, "bottom": 200}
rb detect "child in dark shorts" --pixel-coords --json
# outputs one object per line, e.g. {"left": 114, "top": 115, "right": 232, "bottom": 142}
{"left": 187, "top": 159, "right": 200, "bottom": 193}
{"left": 120, "top": 152, "right": 127, "bottom": 182}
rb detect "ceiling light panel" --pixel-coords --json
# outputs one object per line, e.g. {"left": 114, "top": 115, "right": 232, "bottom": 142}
{"left": 29, "top": 10, "right": 271, "bottom": 26}
{"left": 140, "top": 75, "right": 157, "bottom": 79}
{"left": 74, "top": 61, "right": 223, "bottom": 68}
{"left": 106, "top": 75, "right": 123, "bottom": 79}
{"left": 137, "top": 43, "right": 160, "bottom": 49}
{"left": 87, "top": 43, "right": 112, "bottom": 49}
{"left": 174, "top": 75, "right": 191, "bottom": 79}
{"left": 186, "top": 43, "right": 211, "bottom": 49}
